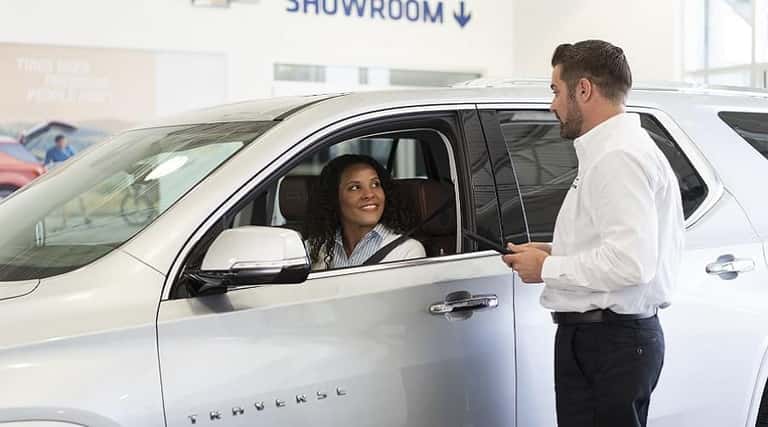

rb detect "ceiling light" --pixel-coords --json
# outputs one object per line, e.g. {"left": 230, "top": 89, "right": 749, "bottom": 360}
{"left": 190, "top": 0, "right": 230, "bottom": 7}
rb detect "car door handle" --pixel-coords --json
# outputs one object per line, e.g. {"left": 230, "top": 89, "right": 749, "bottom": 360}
{"left": 429, "top": 291, "right": 499, "bottom": 315}
{"left": 706, "top": 254, "right": 755, "bottom": 280}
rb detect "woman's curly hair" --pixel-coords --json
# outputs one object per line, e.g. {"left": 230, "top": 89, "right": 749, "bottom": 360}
{"left": 303, "top": 154, "right": 416, "bottom": 269}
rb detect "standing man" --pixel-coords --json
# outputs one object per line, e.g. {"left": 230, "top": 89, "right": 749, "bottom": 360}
{"left": 502, "top": 40, "right": 684, "bottom": 427}
{"left": 44, "top": 134, "right": 76, "bottom": 166}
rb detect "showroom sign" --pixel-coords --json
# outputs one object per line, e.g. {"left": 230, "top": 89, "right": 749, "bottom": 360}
{"left": 286, "top": 0, "right": 473, "bottom": 28}
{"left": 0, "top": 44, "right": 156, "bottom": 124}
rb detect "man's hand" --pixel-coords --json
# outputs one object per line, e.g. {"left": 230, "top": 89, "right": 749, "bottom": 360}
{"left": 502, "top": 243, "right": 549, "bottom": 283}
{"left": 519, "top": 242, "right": 552, "bottom": 255}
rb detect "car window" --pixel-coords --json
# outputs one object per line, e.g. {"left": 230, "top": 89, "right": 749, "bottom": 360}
{"left": 640, "top": 114, "right": 708, "bottom": 218}
{"left": 0, "top": 122, "right": 275, "bottom": 281}
{"left": 496, "top": 110, "right": 708, "bottom": 241}
{"left": 248, "top": 129, "right": 457, "bottom": 265}
{"left": 287, "top": 133, "right": 432, "bottom": 179}
{"left": 0, "top": 143, "right": 38, "bottom": 163}
{"left": 719, "top": 111, "right": 768, "bottom": 160}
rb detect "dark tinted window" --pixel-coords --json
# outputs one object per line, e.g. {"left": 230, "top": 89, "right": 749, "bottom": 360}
{"left": 719, "top": 111, "right": 768, "bottom": 160}
{"left": 0, "top": 143, "right": 38, "bottom": 163}
{"left": 498, "top": 111, "right": 707, "bottom": 241}
{"left": 498, "top": 111, "right": 576, "bottom": 242}
{"left": 639, "top": 114, "right": 707, "bottom": 219}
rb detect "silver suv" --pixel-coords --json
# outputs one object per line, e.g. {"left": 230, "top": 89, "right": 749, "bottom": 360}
{"left": 0, "top": 83, "right": 767, "bottom": 427}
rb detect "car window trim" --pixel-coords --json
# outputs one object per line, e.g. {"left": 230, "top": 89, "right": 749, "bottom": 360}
{"left": 307, "top": 250, "right": 501, "bottom": 279}
{"left": 162, "top": 104, "right": 475, "bottom": 301}
{"left": 209, "top": 250, "right": 503, "bottom": 297}
{"left": 476, "top": 103, "right": 724, "bottom": 230}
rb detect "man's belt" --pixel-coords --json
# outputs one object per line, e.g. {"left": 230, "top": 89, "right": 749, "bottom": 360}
{"left": 551, "top": 309, "right": 657, "bottom": 325}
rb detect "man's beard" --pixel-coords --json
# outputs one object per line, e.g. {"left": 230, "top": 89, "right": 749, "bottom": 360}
{"left": 558, "top": 96, "right": 583, "bottom": 140}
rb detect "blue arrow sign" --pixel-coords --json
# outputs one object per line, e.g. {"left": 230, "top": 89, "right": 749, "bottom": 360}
{"left": 453, "top": 0, "right": 471, "bottom": 28}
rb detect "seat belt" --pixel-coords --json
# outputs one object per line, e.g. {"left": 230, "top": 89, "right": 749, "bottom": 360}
{"left": 362, "top": 196, "right": 453, "bottom": 266}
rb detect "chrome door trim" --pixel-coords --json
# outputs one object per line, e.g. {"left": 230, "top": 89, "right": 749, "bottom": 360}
{"left": 475, "top": 103, "right": 725, "bottom": 230}
{"left": 163, "top": 104, "right": 476, "bottom": 300}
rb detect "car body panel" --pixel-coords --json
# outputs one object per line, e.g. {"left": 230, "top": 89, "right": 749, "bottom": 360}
{"left": 0, "top": 145, "right": 43, "bottom": 191}
{"left": 0, "top": 250, "right": 165, "bottom": 426}
{"left": 158, "top": 253, "right": 516, "bottom": 427}
{"left": 0, "top": 280, "right": 39, "bottom": 301}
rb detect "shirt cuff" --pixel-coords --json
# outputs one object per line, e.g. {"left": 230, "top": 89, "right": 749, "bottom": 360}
{"left": 541, "top": 255, "right": 569, "bottom": 289}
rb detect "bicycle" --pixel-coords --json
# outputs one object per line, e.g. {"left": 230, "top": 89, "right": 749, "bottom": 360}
{"left": 120, "top": 177, "right": 157, "bottom": 226}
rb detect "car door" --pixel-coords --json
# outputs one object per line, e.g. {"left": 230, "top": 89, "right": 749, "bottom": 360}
{"left": 481, "top": 105, "right": 768, "bottom": 427}
{"left": 155, "top": 107, "right": 518, "bottom": 427}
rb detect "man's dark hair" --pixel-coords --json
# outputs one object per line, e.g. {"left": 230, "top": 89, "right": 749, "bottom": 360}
{"left": 551, "top": 40, "right": 632, "bottom": 104}
{"left": 54, "top": 134, "right": 65, "bottom": 143}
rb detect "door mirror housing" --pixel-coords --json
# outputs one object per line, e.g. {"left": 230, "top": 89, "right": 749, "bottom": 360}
{"left": 185, "top": 226, "right": 310, "bottom": 295}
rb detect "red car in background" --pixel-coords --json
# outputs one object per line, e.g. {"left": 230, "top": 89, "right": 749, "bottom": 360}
{"left": 0, "top": 136, "right": 45, "bottom": 199}
{"left": 0, "top": 122, "right": 80, "bottom": 200}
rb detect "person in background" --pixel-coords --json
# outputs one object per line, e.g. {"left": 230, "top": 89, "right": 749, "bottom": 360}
{"left": 45, "top": 134, "right": 89, "bottom": 225}
{"left": 45, "top": 134, "right": 75, "bottom": 166}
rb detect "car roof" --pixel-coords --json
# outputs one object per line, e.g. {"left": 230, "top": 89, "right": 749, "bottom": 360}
{"left": 137, "top": 94, "right": 342, "bottom": 128}
{"left": 137, "top": 81, "right": 768, "bottom": 129}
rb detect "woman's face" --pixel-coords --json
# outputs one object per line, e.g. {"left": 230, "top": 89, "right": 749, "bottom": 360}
{"left": 338, "top": 163, "right": 386, "bottom": 229}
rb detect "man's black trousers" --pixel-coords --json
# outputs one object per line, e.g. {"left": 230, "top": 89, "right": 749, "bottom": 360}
{"left": 554, "top": 316, "right": 665, "bottom": 427}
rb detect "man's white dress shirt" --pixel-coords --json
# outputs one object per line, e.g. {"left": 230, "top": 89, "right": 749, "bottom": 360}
{"left": 540, "top": 113, "right": 685, "bottom": 314}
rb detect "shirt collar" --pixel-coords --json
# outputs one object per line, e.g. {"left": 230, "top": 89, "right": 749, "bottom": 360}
{"left": 334, "top": 223, "right": 389, "bottom": 246}
{"left": 573, "top": 112, "right": 640, "bottom": 170}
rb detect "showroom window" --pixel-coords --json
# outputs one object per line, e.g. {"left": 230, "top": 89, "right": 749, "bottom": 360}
{"left": 272, "top": 62, "right": 482, "bottom": 96}
{"left": 389, "top": 69, "right": 482, "bottom": 87}
{"left": 684, "top": 0, "right": 768, "bottom": 87}
{"left": 273, "top": 63, "right": 326, "bottom": 82}
{"left": 497, "top": 110, "right": 708, "bottom": 241}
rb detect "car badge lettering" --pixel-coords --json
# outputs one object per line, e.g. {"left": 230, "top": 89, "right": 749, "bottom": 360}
{"left": 189, "top": 386, "right": 348, "bottom": 423}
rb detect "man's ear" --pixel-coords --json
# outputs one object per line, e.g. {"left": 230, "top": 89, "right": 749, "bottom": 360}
{"left": 577, "top": 78, "right": 593, "bottom": 102}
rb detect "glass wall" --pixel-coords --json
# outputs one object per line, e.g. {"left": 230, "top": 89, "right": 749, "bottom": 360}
{"left": 271, "top": 63, "right": 482, "bottom": 96}
{"left": 684, "top": 0, "right": 768, "bottom": 87}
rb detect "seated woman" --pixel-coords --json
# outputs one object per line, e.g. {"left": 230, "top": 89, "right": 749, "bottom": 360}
{"left": 304, "top": 154, "right": 426, "bottom": 270}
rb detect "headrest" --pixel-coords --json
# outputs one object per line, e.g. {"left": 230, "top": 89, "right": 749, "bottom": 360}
{"left": 396, "top": 179, "right": 455, "bottom": 235}
{"left": 279, "top": 175, "right": 316, "bottom": 221}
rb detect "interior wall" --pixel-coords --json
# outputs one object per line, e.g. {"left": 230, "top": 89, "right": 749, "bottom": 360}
{"left": 511, "top": 0, "right": 683, "bottom": 83}
{"left": 0, "top": 0, "right": 516, "bottom": 106}
{"left": 0, "top": 0, "right": 684, "bottom": 120}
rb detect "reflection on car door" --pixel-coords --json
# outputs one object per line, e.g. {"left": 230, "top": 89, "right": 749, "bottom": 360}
{"left": 155, "top": 109, "right": 518, "bottom": 427}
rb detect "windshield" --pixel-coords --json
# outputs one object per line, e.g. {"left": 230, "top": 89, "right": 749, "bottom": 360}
{"left": 0, "top": 121, "right": 275, "bottom": 281}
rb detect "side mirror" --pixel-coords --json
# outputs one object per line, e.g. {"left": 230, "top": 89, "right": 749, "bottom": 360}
{"left": 185, "top": 226, "right": 310, "bottom": 296}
